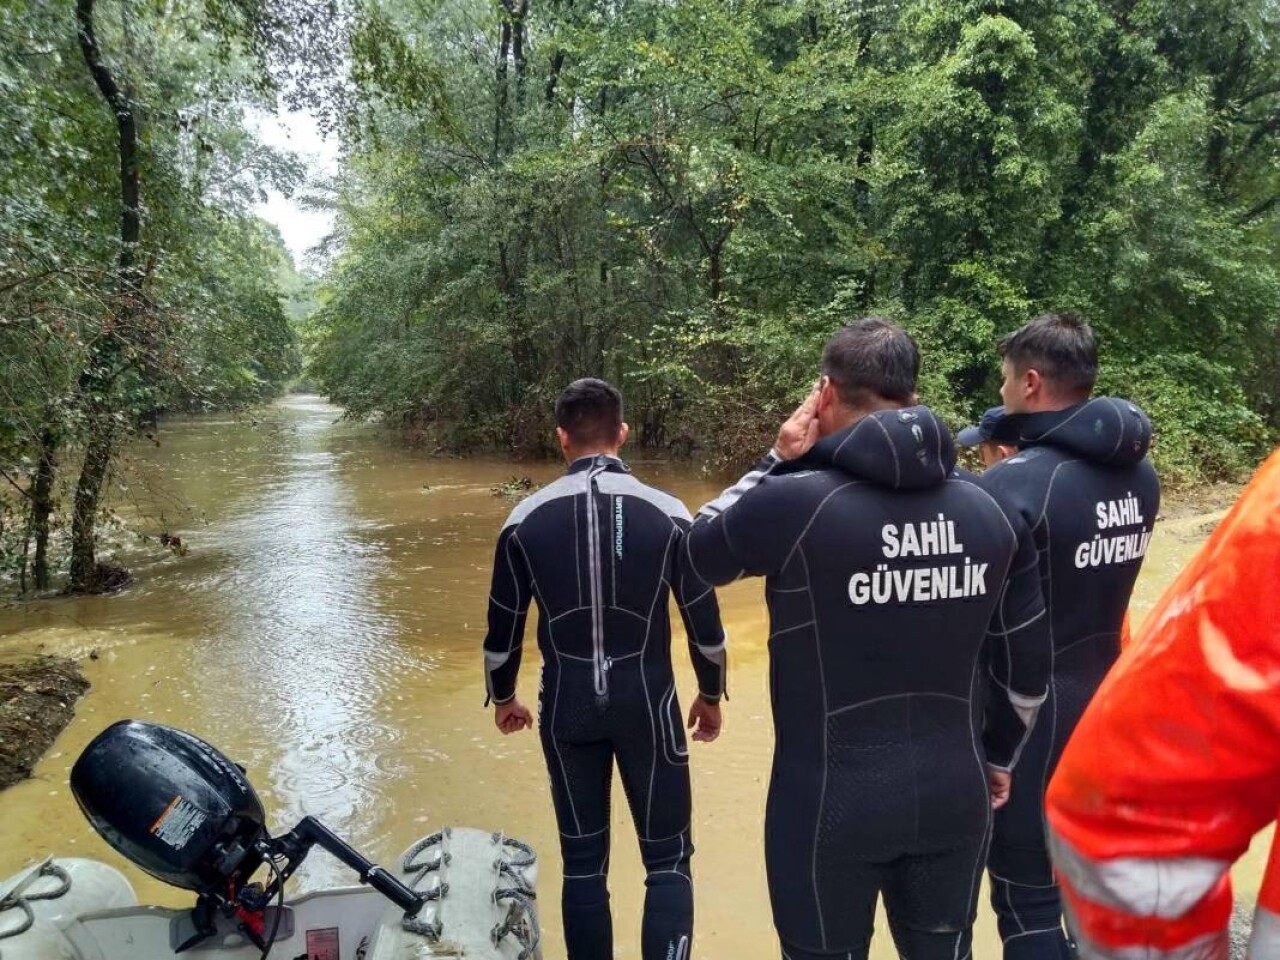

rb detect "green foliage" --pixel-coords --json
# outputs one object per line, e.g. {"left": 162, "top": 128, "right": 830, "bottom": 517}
{"left": 302, "top": 0, "right": 1278, "bottom": 480}
{"left": 307, "top": 0, "right": 1280, "bottom": 481}
{"left": 0, "top": 0, "right": 314, "bottom": 589}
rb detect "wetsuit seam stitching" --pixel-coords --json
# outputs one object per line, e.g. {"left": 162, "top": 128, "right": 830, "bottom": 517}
{"left": 683, "top": 519, "right": 718, "bottom": 592}
{"left": 505, "top": 532, "right": 528, "bottom": 655}
{"left": 1056, "top": 629, "right": 1120, "bottom": 654}
{"left": 641, "top": 526, "right": 679, "bottom": 834}
{"left": 987, "top": 608, "right": 1046, "bottom": 638}
{"left": 549, "top": 605, "right": 589, "bottom": 622}
{"left": 961, "top": 650, "right": 992, "bottom": 960}
{"left": 610, "top": 605, "right": 649, "bottom": 622}
{"left": 830, "top": 415, "right": 868, "bottom": 459}
{"left": 517, "top": 534, "right": 582, "bottom": 834}
{"left": 680, "top": 584, "right": 714, "bottom": 605}
{"left": 770, "top": 619, "right": 817, "bottom": 639}
{"left": 575, "top": 486, "right": 582, "bottom": 607}
{"left": 1035, "top": 460, "right": 1074, "bottom": 533}
{"left": 1015, "top": 401, "right": 1090, "bottom": 446}
{"left": 826, "top": 691, "right": 968, "bottom": 716}
{"left": 952, "top": 479, "right": 1018, "bottom": 544}
{"left": 799, "top": 548, "right": 830, "bottom": 951}
{"left": 780, "top": 481, "right": 860, "bottom": 573}
{"left": 870, "top": 415, "right": 901, "bottom": 488}
{"left": 1106, "top": 398, "right": 1125, "bottom": 461}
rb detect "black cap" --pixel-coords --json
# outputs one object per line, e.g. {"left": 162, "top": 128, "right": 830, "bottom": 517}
{"left": 957, "top": 406, "right": 1006, "bottom": 447}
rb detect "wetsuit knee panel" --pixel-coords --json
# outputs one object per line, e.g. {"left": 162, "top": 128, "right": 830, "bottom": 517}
{"left": 560, "top": 827, "right": 611, "bottom": 878}
{"left": 638, "top": 829, "right": 693, "bottom": 877}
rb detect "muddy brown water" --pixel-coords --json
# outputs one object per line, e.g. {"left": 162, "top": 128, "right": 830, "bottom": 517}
{"left": 0, "top": 396, "right": 1268, "bottom": 957}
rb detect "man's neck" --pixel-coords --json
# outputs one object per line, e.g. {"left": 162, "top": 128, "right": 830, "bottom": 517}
{"left": 824, "top": 398, "right": 905, "bottom": 436}
{"left": 567, "top": 448, "right": 621, "bottom": 464}
{"left": 1022, "top": 392, "right": 1089, "bottom": 414}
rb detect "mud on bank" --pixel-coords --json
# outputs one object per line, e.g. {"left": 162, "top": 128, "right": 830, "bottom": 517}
{"left": 0, "top": 656, "right": 88, "bottom": 791}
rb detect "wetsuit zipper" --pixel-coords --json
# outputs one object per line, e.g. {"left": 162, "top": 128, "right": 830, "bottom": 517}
{"left": 585, "top": 459, "right": 609, "bottom": 698}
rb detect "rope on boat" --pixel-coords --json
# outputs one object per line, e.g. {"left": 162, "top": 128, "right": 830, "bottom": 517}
{"left": 490, "top": 831, "right": 540, "bottom": 960}
{"left": 398, "top": 828, "right": 540, "bottom": 958}
{"left": 492, "top": 885, "right": 541, "bottom": 960}
{"left": 401, "top": 829, "right": 449, "bottom": 941}
{"left": 0, "top": 860, "right": 72, "bottom": 954}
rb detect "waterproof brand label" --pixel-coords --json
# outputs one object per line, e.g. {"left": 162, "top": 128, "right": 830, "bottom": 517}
{"left": 149, "top": 795, "right": 207, "bottom": 850}
{"left": 307, "top": 927, "right": 340, "bottom": 960}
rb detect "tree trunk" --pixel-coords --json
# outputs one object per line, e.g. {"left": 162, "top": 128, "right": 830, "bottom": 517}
{"left": 68, "top": 428, "right": 114, "bottom": 590}
{"left": 708, "top": 245, "right": 722, "bottom": 311}
{"left": 30, "top": 426, "right": 57, "bottom": 590}
{"left": 510, "top": 0, "right": 526, "bottom": 111}
{"left": 545, "top": 0, "right": 571, "bottom": 105}
{"left": 71, "top": 0, "right": 141, "bottom": 593}
{"left": 492, "top": 17, "right": 511, "bottom": 162}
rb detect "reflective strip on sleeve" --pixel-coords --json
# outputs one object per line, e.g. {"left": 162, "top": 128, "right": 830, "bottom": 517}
{"left": 1051, "top": 831, "right": 1229, "bottom": 919}
{"left": 1071, "top": 927, "right": 1228, "bottom": 960}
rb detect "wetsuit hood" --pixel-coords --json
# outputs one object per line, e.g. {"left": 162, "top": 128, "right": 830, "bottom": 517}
{"left": 995, "top": 397, "right": 1152, "bottom": 467}
{"left": 781, "top": 405, "right": 956, "bottom": 490}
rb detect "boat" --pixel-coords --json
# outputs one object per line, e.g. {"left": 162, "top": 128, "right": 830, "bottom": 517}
{"left": 0, "top": 721, "right": 541, "bottom": 960}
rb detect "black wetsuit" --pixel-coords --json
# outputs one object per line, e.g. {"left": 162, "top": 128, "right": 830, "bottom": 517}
{"left": 980, "top": 397, "right": 1160, "bottom": 960}
{"left": 482, "top": 454, "right": 726, "bottom": 960}
{"left": 683, "top": 408, "right": 1051, "bottom": 960}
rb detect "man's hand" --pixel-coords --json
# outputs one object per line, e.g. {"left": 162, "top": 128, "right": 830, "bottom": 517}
{"left": 687, "top": 697, "right": 722, "bottom": 743}
{"left": 988, "top": 766, "right": 1012, "bottom": 810}
{"left": 774, "top": 383, "right": 823, "bottom": 460}
{"left": 495, "top": 699, "right": 534, "bottom": 735}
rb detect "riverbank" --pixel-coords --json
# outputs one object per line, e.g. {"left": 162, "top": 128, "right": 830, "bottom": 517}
{"left": 0, "top": 656, "right": 88, "bottom": 790}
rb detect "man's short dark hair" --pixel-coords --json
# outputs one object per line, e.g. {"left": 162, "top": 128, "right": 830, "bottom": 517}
{"left": 998, "top": 312, "right": 1097, "bottom": 399}
{"left": 821, "top": 317, "right": 920, "bottom": 407}
{"left": 555, "top": 378, "right": 624, "bottom": 448}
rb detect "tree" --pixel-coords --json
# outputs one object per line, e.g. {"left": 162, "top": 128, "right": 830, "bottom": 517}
{"left": 284, "top": 0, "right": 1280, "bottom": 479}
{"left": 0, "top": 0, "right": 312, "bottom": 592}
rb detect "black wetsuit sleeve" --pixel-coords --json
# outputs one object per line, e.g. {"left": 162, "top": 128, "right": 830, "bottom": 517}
{"left": 672, "top": 519, "right": 728, "bottom": 702}
{"left": 482, "top": 524, "right": 532, "bottom": 706}
{"left": 983, "top": 515, "right": 1049, "bottom": 771}
{"left": 684, "top": 451, "right": 791, "bottom": 585}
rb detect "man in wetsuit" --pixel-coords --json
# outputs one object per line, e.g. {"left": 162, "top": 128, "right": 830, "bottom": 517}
{"left": 958, "top": 405, "right": 1018, "bottom": 470}
{"left": 683, "top": 318, "right": 1051, "bottom": 960}
{"left": 979, "top": 313, "right": 1160, "bottom": 960}
{"left": 482, "top": 378, "right": 727, "bottom": 960}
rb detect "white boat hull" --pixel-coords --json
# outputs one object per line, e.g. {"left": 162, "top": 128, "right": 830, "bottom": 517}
{"left": 0, "top": 828, "right": 540, "bottom": 960}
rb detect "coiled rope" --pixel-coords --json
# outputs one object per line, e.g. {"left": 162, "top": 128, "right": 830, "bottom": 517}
{"left": 0, "top": 860, "right": 72, "bottom": 956}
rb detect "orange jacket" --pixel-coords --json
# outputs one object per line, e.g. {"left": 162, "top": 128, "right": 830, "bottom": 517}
{"left": 1046, "top": 449, "right": 1280, "bottom": 959}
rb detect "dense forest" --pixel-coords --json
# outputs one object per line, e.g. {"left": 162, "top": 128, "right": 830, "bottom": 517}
{"left": 3, "top": 0, "right": 1279, "bottom": 592}
{"left": 312, "top": 0, "right": 1280, "bottom": 475}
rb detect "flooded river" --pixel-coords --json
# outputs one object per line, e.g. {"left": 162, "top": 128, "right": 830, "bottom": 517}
{"left": 0, "top": 396, "right": 1267, "bottom": 957}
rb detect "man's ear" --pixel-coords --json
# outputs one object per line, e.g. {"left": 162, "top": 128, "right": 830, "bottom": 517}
{"left": 556, "top": 426, "right": 572, "bottom": 457}
{"left": 617, "top": 422, "right": 630, "bottom": 448}
{"left": 818, "top": 376, "right": 837, "bottom": 412}
{"left": 1024, "top": 368, "right": 1043, "bottom": 400}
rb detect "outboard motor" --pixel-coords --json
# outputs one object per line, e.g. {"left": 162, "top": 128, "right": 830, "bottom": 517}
{"left": 71, "top": 721, "right": 267, "bottom": 895}
{"left": 70, "top": 720, "right": 424, "bottom": 953}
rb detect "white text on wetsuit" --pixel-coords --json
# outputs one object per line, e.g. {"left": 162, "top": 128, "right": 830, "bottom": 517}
{"left": 1076, "top": 492, "right": 1150, "bottom": 569}
{"left": 848, "top": 514, "right": 989, "bottom": 605}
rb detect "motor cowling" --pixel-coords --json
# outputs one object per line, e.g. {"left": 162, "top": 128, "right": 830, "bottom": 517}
{"left": 70, "top": 720, "right": 266, "bottom": 895}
